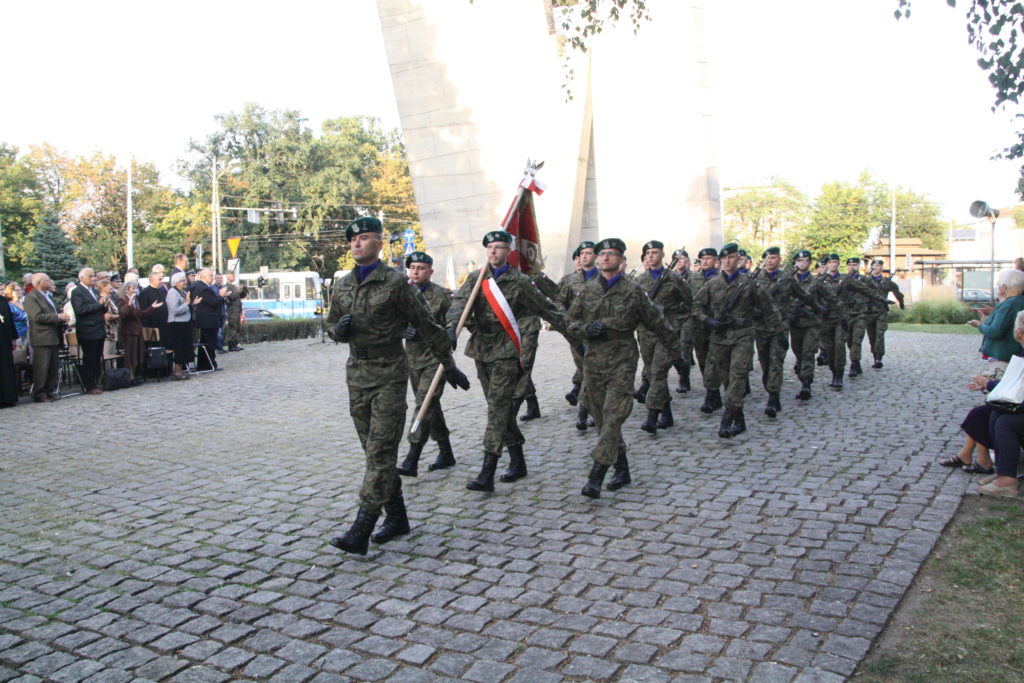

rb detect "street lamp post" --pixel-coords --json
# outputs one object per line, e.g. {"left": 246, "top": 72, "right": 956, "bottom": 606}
{"left": 969, "top": 200, "right": 1000, "bottom": 305}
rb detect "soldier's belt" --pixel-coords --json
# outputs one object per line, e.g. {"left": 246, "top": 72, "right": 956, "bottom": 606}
{"left": 593, "top": 329, "right": 634, "bottom": 342}
{"left": 352, "top": 340, "right": 404, "bottom": 360}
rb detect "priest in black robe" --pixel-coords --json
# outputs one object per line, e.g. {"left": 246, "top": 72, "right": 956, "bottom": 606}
{"left": 0, "top": 295, "right": 18, "bottom": 407}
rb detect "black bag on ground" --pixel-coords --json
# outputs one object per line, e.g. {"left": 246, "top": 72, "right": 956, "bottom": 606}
{"left": 102, "top": 368, "right": 134, "bottom": 392}
{"left": 145, "top": 346, "right": 169, "bottom": 370}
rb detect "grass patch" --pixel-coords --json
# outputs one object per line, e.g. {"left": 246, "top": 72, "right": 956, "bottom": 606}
{"left": 888, "top": 323, "right": 979, "bottom": 335}
{"left": 856, "top": 498, "right": 1024, "bottom": 682}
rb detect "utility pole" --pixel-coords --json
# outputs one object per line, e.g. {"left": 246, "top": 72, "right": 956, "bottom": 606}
{"left": 889, "top": 188, "right": 896, "bottom": 275}
{"left": 126, "top": 155, "right": 135, "bottom": 270}
{"left": 211, "top": 159, "right": 220, "bottom": 274}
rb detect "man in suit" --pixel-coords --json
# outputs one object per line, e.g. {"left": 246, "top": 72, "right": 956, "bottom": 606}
{"left": 192, "top": 269, "right": 228, "bottom": 370}
{"left": 70, "top": 267, "right": 108, "bottom": 395}
{"left": 170, "top": 253, "right": 188, "bottom": 281}
{"left": 23, "top": 273, "right": 70, "bottom": 402}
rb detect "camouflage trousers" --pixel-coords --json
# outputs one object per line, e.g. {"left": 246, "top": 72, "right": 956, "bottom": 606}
{"left": 679, "top": 318, "right": 695, "bottom": 366}
{"left": 821, "top": 319, "right": 848, "bottom": 375}
{"left": 513, "top": 326, "right": 540, "bottom": 401}
{"left": 693, "top": 320, "right": 710, "bottom": 375}
{"left": 407, "top": 363, "right": 449, "bottom": 445}
{"left": 570, "top": 342, "right": 585, "bottom": 386}
{"left": 864, "top": 312, "right": 888, "bottom": 357}
{"left": 846, "top": 314, "right": 867, "bottom": 362}
{"left": 638, "top": 330, "right": 678, "bottom": 412}
{"left": 789, "top": 324, "right": 820, "bottom": 384}
{"left": 477, "top": 358, "right": 524, "bottom": 455}
{"left": 703, "top": 334, "right": 755, "bottom": 412}
{"left": 755, "top": 328, "right": 788, "bottom": 392}
{"left": 583, "top": 343, "right": 637, "bottom": 466}
{"left": 224, "top": 314, "right": 241, "bottom": 346}
{"left": 349, "top": 379, "right": 407, "bottom": 512}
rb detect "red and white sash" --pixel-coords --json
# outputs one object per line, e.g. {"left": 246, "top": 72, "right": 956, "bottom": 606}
{"left": 480, "top": 268, "right": 521, "bottom": 355}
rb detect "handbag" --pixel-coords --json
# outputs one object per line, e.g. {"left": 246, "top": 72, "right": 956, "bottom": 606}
{"left": 13, "top": 338, "right": 29, "bottom": 366}
{"left": 987, "top": 354, "right": 1024, "bottom": 412}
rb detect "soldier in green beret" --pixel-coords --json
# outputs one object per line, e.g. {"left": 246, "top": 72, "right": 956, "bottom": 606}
{"left": 557, "top": 240, "right": 598, "bottom": 430}
{"left": 843, "top": 257, "right": 870, "bottom": 377}
{"left": 565, "top": 238, "right": 676, "bottom": 497}
{"left": 862, "top": 258, "right": 905, "bottom": 367}
{"left": 326, "top": 217, "right": 471, "bottom": 555}
{"left": 691, "top": 247, "right": 720, "bottom": 407}
{"left": 787, "top": 249, "right": 836, "bottom": 400}
{"left": 753, "top": 246, "right": 794, "bottom": 417}
{"left": 671, "top": 249, "right": 695, "bottom": 394}
{"left": 396, "top": 251, "right": 458, "bottom": 477}
{"left": 515, "top": 269, "right": 562, "bottom": 422}
{"left": 819, "top": 252, "right": 876, "bottom": 389}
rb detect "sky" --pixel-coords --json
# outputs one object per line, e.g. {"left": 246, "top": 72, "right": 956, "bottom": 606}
{"left": 1, "top": 0, "right": 1021, "bottom": 222}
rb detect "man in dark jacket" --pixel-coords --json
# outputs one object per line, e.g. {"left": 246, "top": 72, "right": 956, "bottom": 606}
{"left": 23, "top": 273, "right": 70, "bottom": 402}
{"left": 138, "top": 270, "right": 168, "bottom": 344}
{"left": 191, "top": 269, "right": 227, "bottom": 370}
{"left": 70, "top": 267, "right": 108, "bottom": 394}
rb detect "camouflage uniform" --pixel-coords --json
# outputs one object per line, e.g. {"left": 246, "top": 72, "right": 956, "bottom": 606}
{"left": 677, "top": 269, "right": 697, "bottom": 367}
{"left": 862, "top": 275, "right": 904, "bottom": 361}
{"left": 820, "top": 272, "right": 875, "bottom": 381}
{"left": 843, "top": 272, "right": 872, "bottom": 364}
{"left": 327, "top": 263, "right": 452, "bottom": 512}
{"left": 754, "top": 268, "right": 799, "bottom": 392}
{"left": 632, "top": 268, "right": 691, "bottom": 413}
{"left": 222, "top": 282, "right": 246, "bottom": 348}
{"left": 558, "top": 268, "right": 599, "bottom": 388}
{"left": 565, "top": 273, "right": 675, "bottom": 466}
{"left": 690, "top": 267, "right": 719, "bottom": 374}
{"left": 788, "top": 272, "right": 836, "bottom": 386}
{"left": 514, "top": 272, "right": 562, "bottom": 402}
{"left": 406, "top": 282, "right": 452, "bottom": 445}
{"left": 447, "top": 265, "right": 565, "bottom": 457}
{"left": 694, "top": 271, "right": 782, "bottom": 412}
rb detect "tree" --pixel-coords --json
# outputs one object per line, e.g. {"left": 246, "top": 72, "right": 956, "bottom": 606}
{"left": 889, "top": 188, "right": 946, "bottom": 250}
{"left": 724, "top": 178, "right": 808, "bottom": 254}
{"left": 794, "top": 172, "right": 889, "bottom": 259}
{"left": 0, "top": 143, "right": 42, "bottom": 274}
{"left": 27, "top": 222, "right": 80, "bottom": 285}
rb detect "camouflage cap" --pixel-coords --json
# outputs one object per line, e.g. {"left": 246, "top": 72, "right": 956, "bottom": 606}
{"left": 482, "top": 230, "right": 512, "bottom": 247}
{"left": 405, "top": 251, "right": 433, "bottom": 268}
{"left": 595, "top": 238, "right": 626, "bottom": 254}
{"left": 346, "top": 216, "right": 383, "bottom": 241}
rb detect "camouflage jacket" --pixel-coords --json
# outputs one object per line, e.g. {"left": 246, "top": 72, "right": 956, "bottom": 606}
{"left": 565, "top": 272, "right": 675, "bottom": 365}
{"left": 631, "top": 267, "right": 692, "bottom": 333}
{"left": 785, "top": 271, "right": 837, "bottom": 328}
{"left": 223, "top": 283, "right": 246, "bottom": 316}
{"left": 820, "top": 272, "right": 876, "bottom": 320}
{"left": 519, "top": 271, "right": 563, "bottom": 337}
{"left": 863, "top": 275, "right": 904, "bottom": 313}
{"left": 557, "top": 268, "right": 599, "bottom": 310}
{"left": 840, "top": 273, "right": 875, "bottom": 315}
{"left": 447, "top": 265, "right": 566, "bottom": 362}
{"left": 327, "top": 263, "right": 451, "bottom": 388}
{"left": 694, "top": 270, "right": 782, "bottom": 343}
{"left": 406, "top": 281, "right": 452, "bottom": 370}
{"left": 755, "top": 268, "right": 805, "bottom": 332}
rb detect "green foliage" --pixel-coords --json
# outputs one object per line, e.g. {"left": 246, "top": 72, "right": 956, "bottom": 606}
{"left": 791, "top": 171, "right": 887, "bottom": 259}
{"left": 724, "top": 177, "right": 808, "bottom": 254}
{"left": 0, "top": 143, "right": 42, "bottom": 273}
{"left": 239, "top": 318, "right": 320, "bottom": 344}
{"left": 889, "top": 188, "right": 946, "bottom": 251}
{"left": 27, "top": 222, "right": 80, "bottom": 285}
{"left": 887, "top": 299, "right": 976, "bottom": 324}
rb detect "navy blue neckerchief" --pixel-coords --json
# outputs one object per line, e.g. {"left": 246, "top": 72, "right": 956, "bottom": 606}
{"left": 649, "top": 267, "right": 664, "bottom": 279}
{"left": 724, "top": 270, "right": 741, "bottom": 284}
{"left": 766, "top": 269, "right": 780, "bottom": 281}
{"left": 418, "top": 283, "right": 430, "bottom": 293}
{"left": 491, "top": 263, "right": 510, "bottom": 279}
{"left": 356, "top": 261, "right": 381, "bottom": 283}
{"left": 583, "top": 267, "right": 598, "bottom": 281}
{"left": 703, "top": 268, "right": 718, "bottom": 280}
{"left": 797, "top": 271, "right": 811, "bottom": 283}
{"left": 601, "top": 273, "right": 623, "bottom": 291}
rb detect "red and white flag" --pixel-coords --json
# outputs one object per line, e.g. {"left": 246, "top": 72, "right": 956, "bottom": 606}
{"left": 480, "top": 266, "right": 521, "bottom": 355}
{"left": 501, "top": 169, "right": 546, "bottom": 276}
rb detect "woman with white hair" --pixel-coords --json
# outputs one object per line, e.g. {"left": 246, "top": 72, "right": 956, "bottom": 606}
{"left": 164, "top": 272, "right": 193, "bottom": 380}
{"left": 967, "top": 268, "right": 1024, "bottom": 366}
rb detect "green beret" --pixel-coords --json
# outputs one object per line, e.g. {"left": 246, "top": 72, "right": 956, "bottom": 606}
{"left": 595, "top": 238, "right": 626, "bottom": 254}
{"left": 405, "top": 251, "right": 433, "bottom": 268}
{"left": 871, "top": 258, "right": 884, "bottom": 266}
{"left": 762, "top": 246, "right": 781, "bottom": 259}
{"left": 698, "top": 247, "right": 718, "bottom": 259}
{"left": 346, "top": 216, "right": 383, "bottom": 241}
{"left": 846, "top": 257, "right": 861, "bottom": 265}
{"left": 642, "top": 240, "right": 664, "bottom": 256}
{"left": 795, "top": 249, "right": 813, "bottom": 259}
{"left": 825, "top": 253, "right": 840, "bottom": 262}
{"left": 482, "top": 230, "right": 512, "bottom": 247}
{"left": 719, "top": 243, "right": 739, "bottom": 257}
{"left": 673, "top": 249, "right": 689, "bottom": 259}
{"left": 738, "top": 249, "right": 748, "bottom": 258}
{"left": 572, "top": 240, "right": 596, "bottom": 260}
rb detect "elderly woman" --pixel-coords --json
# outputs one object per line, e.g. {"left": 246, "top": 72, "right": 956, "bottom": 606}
{"left": 979, "top": 314, "right": 1024, "bottom": 497}
{"left": 967, "top": 268, "right": 1024, "bottom": 366}
{"left": 96, "top": 277, "right": 120, "bottom": 359}
{"left": 3, "top": 282, "right": 29, "bottom": 340}
{"left": 164, "top": 272, "right": 193, "bottom": 380}
{"left": 116, "top": 280, "right": 145, "bottom": 381}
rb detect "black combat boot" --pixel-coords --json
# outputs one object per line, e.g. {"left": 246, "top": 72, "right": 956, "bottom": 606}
{"left": 228, "top": 341, "right": 244, "bottom": 352}
{"left": 520, "top": 395, "right": 541, "bottom": 421}
{"left": 674, "top": 359, "right": 690, "bottom": 393}
{"left": 657, "top": 405, "right": 674, "bottom": 429}
{"left": 797, "top": 381, "right": 812, "bottom": 401}
{"left": 329, "top": 507, "right": 380, "bottom": 555}
{"left": 499, "top": 444, "right": 528, "bottom": 483}
{"left": 575, "top": 405, "right": 589, "bottom": 431}
{"left": 849, "top": 359, "right": 862, "bottom": 377}
{"left": 581, "top": 463, "right": 609, "bottom": 499}
{"left": 396, "top": 441, "right": 425, "bottom": 477}
{"left": 770, "top": 391, "right": 781, "bottom": 415}
{"left": 466, "top": 453, "right": 499, "bottom": 492}
{"left": 729, "top": 408, "right": 747, "bottom": 437}
{"left": 764, "top": 392, "right": 778, "bottom": 418}
{"left": 817, "top": 351, "right": 828, "bottom": 366}
{"left": 700, "top": 389, "right": 723, "bottom": 414}
{"left": 606, "top": 451, "right": 631, "bottom": 491}
{"left": 718, "top": 410, "right": 734, "bottom": 438}
{"left": 830, "top": 370, "right": 844, "bottom": 390}
{"left": 641, "top": 409, "right": 659, "bottom": 434}
{"left": 427, "top": 439, "right": 456, "bottom": 471}
{"left": 634, "top": 379, "right": 650, "bottom": 403}
{"left": 744, "top": 378, "right": 751, "bottom": 396}
{"left": 565, "top": 382, "right": 581, "bottom": 406}
{"left": 872, "top": 354, "right": 883, "bottom": 369}
{"left": 371, "top": 482, "right": 410, "bottom": 544}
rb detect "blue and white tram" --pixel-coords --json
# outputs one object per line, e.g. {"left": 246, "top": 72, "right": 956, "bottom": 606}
{"left": 238, "top": 271, "right": 324, "bottom": 319}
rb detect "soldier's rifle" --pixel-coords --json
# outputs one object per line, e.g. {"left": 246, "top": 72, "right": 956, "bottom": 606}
{"left": 647, "top": 254, "right": 681, "bottom": 302}
{"left": 767, "top": 264, "right": 799, "bottom": 298}
{"left": 717, "top": 264, "right": 764, "bottom": 327}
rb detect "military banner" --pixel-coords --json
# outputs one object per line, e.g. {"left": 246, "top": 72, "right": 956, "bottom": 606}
{"left": 501, "top": 160, "right": 546, "bottom": 276}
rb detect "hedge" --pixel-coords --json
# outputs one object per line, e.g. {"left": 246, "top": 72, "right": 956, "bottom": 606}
{"left": 887, "top": 299, "right": 978, "bottom": 325}
{"left": 240, "top": 319, "right": 323, "bottom": 344}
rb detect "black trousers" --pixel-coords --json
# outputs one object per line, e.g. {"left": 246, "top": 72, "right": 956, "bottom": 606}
{"left": 989, "top": 410, "right": 1024, "bottom": 478}
{"left": 79, "top": 338, "right": 103, "bottom": 390}
{"left": 198, "top": 327, "right": 218, "bottom": 370}
{"left": 31, "top": 345, "right": 59, "bottom": 398}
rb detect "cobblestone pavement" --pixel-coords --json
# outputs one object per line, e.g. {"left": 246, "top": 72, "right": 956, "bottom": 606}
{"left": 1, "top": 331, "right": 982, "bottom": 682}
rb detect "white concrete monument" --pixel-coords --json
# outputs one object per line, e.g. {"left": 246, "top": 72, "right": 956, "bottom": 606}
{"left": 376, "top": 0, "right": 722, "bottom": 281}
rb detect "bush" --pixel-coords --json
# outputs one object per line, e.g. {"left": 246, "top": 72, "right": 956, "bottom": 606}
{"left": 888, "top": 299, "right": 978, "bottom": 324}
{"left": 240, "top": 319, "right": 322, "bottom": 344}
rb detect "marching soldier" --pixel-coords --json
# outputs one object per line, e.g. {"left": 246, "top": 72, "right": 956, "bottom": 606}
{"left": 694, "top": 243, "right": 781, "bottom": 438}
{"left": 632, "top": 240, "right": 692, "bottom": 433}
{"left": 565, "top": 238, "right": 675, "bottom": 498}
{"left": 326, "top": 217, "right": 470, "bottom": 555}
{"left": 788, "top": 250, "right": 836, "bottom": 401}
{"left": 819, "top": 253, "right": 876, "bottom": 389}
{"left": 737, "top": 249, "right": 751, "bottom": 274}
{"left": 558, "top": 241, "right": 598, "bottom": 430}
{"left": 222, "top": 272, "right": 247, "bottom": 352}
{"left": 753, "top": 246, "right": 797, "bottom": 417}
{"left": 863, "top": 259, "right": 905, "bottom": 368}
{"left": 396, "top": 251, "right": 458, "bottom": 477}
{"left": 515, "top": 271, "right": 562, "bottom": 421}
{"left": 691, "top": 247, "right": 720, "bottom": 380}
{"left": 447, "top": 230, "right": 567, "bottom": 492}
{"left": 843, "top": 257, "right": 871, "bottom": 377}
{"left": 672, "top": 249, "right": 695, "bottom": 393}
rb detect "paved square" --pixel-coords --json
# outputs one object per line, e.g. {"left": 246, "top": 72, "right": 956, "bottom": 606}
{"left": 1, "top": 331, "right": 979, "bottom": 681}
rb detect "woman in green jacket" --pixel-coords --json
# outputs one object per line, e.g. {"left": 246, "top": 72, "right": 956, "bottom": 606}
{"left": 968, "top": 269, "right": 1024, "bottom": 364}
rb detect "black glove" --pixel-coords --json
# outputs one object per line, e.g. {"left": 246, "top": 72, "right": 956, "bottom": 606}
{"left": 818, "top": 305, "right": 830, "bottom": 317}
{"left": 574, "top": 344, "right": 587, "bottom": 357}
{"left": 776, "top": 331, "right": 789, "bottom": 351}
{"left": 444, "top": 365, "right": 470, "bottom": 391}
{"left": 446, "top": 327, "right": 458, "bottom": 350}
{"left": 333, "top": 314, "right": 352, "bottom": 341}
{"left": 703, "top": 317, "right": 726, "bottom": 332}
{"left": 898, "top": 298, "right": 905, "bottom": 310}
{"left": 403, "top": 325, "right": 418, "bottom": 341}
{"left": 752, "top": 307, "right": 763, "bottom": 320}
{"left": 585, "top": 321, "right": 606, "bottom": 339}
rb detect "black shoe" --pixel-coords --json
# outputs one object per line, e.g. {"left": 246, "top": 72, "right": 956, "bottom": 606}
{"left": 765, "top": 392, "right": 778, "bottom": 418}
{"left": 872, "top": 354, "right": 883, "bottom": 369}
{"left": 329, "top": 507, "right": 380, "bottom": 555}
{"left": 575, "top": 405, "right": 589, "bottom": 431}
{"left": 744, "top": 378, "right": 751, "bottom": 396}
{"left": 499, "top": 444, "right": 528, "bottom": 483}
{"left": 371, "top": 484, "right": 410, "bottom": 544}
{"left": 466, "top": 453, "right": 499, "bottom": 492}
{"left": 634, "top": 379, "right": 650, "bottom": 403}
{"left": 849, "top": 360, "right": 862, "bottom": 377}
{"left": 816, "top": 353, "right": 828, "bottom": 366}
{"left": 657, "top": 405, "right": 674, "bottom": 429}
{"left": 676, "top": 371, "right": 690, "bottom": 393}
{"left": 606, "top": 451, "right": 631, "bottom": 491}
{"left": 729, "top": 408, "right": 747, "bottom": 437}
{"left": 641, "top": 409, "right": 659, "bottom": 434}
{"left": 396, "top": 441, "right": 425, "bottom": 477}
{"left": 718, "top": 410, "right": 734, "bottom": 438}
{"left": 565, "top": 382, "right": 581, "bottom": 406}
{"left": 700, "top": 389, "right": 722, "bottom": 414}
{"left": 520, "top": 396, "right": 541, "bottom": 421}
{"left": 427, "top": 439, "right": 456, "bottom": 471}
{"left": 830, "top": 371, "right": 843, "bottom": 390}
{"left": 797, "top": 382, "right": 812, "bottom": 401}
{"left": 581, "top": 463, "right": 609, "bottom": 499}
{"left": 588, "top": 417, "right": 596, "bottom": 427}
